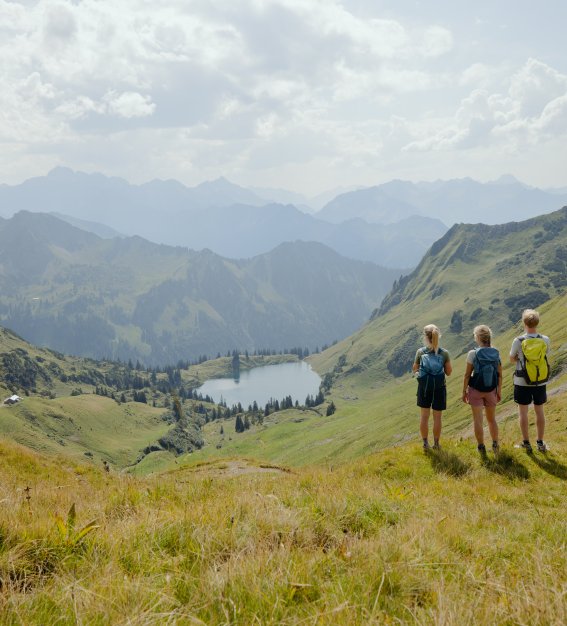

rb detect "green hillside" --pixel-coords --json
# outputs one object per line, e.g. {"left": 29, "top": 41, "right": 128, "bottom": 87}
{"left": 0, "top": 212, "right": 401, "bottom": 365}
{"left": 311, "top": 206, "right": 567, "bottom": 384}
{"left": 0, "top": 325, "right": 301, "bottom": 469}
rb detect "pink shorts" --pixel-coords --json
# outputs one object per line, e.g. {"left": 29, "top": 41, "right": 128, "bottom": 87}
{"left": 467, "top": 386, "right": 498, "bottom": 407}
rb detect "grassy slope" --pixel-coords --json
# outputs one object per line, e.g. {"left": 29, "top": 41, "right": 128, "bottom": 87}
{"left": 1, "top": 325, "right": 301, "bottom": 469}
{"left": 310, "top": 206, "right": 567, "bottom": 382}
{"left": 1, "top": 427, "right": 565, "bottom": 624}
{"left": 0, "top": 395, "right": 168, "bottom": 468}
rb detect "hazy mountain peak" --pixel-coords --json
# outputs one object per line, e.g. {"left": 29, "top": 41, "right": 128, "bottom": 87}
{"left": 47, "top": 166, "right": 75, "bottom": 179}
{"left": 493, "top": 174, "right": 520, "bottom": 184}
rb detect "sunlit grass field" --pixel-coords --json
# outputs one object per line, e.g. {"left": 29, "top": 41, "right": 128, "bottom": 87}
{"left": 1, "top": 427, "right": 566, "bottom": 624}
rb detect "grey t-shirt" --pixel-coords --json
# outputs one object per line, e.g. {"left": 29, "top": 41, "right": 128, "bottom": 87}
{"left": 466, "top": 347, "right": 501, "bottom": 366}
{"left": 509, "top": 333, "right": 550, "bottom": 387}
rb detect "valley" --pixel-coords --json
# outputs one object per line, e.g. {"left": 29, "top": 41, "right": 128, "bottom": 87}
{"left": 1, "top": 202, "right": 566, "bottom": 626}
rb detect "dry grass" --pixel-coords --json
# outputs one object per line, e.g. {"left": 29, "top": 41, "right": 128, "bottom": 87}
{"left": 1, "top": 435, "right": 566, "bottom": 625}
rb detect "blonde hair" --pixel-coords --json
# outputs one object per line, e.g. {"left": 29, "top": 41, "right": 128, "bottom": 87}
{"left": 522, "top": 309, "right": 540, "bottom": 328}
{"left": 423, "top": 324, "right": 441, "bottom": 354}
{"left": 474, "top": 324, "right": 492, "bottom": 346}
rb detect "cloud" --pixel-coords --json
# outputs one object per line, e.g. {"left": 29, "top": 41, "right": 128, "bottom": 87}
{"left": 404, "top": 58, "right": 567, "bottom": 153}
{"left": 3, "top": 1, "right": 562, "bottom": 191}
{"left": 103, "top": 91, "right": 156, "bottom": 118}
{"left": 43, "top": 3, "right": 77, "bottom": 43}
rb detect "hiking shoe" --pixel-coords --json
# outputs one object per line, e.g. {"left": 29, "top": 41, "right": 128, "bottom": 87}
{"left": 423, "top": 440, "right": 430, "bottom": 450}
{"left": 477, "top": 443, "right": 487, "bottom": 455}
{"left": 515, "top": 441, "right": 533, "bottom": 453}
{"left": 536, "top": 441, "right": 548, "bottom": 453}
{"left": 492, "top": 442, "right": 500, "bottom": 454}
{"left": 432, "top": 442, "right": 441, "bottom": 450}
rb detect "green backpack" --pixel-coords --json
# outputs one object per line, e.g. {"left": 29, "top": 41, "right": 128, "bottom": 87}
{"left": 519, "top": 335, "right": 549, "bottom": 384}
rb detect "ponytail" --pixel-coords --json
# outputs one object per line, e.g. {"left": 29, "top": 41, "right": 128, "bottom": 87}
{"left": 423, "top": 324, "right": 441, "bottom": 354}
{"left": 473, "top": 325, "right": 492, "bottom": 346}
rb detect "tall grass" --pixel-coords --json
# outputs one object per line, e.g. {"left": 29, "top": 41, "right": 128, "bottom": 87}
{"left": 1, "top": 437, "right": 565, "bottom": 625}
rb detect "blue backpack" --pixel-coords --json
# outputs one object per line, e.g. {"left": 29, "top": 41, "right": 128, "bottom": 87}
{"left": 469, "top": 347, "right": 499, "bottom": 392}
{"left": 418, "top": 348, "right": 446, "bottom": 391}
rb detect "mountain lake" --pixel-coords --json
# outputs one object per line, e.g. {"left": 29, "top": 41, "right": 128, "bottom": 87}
{"left": 196, "top": 361, "right": 321, "bottom": 408}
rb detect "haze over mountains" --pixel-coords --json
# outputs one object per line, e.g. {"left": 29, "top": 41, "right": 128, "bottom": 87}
{"left": 0, "top": 168, "right": 447, "bottom": 267}
{"left": 317, "top": 175, "right": 567, "bottom": 225}
{"left": 0, "top": 212, "right": 401, "bottom": 365}
{"left": 2, "top": 169, "right": 566, "bottom": 268}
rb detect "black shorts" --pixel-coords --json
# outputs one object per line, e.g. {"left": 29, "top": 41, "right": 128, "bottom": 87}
{"left": 417, "top": 378, "right": 447, "bottom": 411}
{"left": 514, "top": 384, "right": 547, "bottom": 406}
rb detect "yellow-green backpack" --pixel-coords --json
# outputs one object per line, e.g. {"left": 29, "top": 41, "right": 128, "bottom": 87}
{"left": 519, "top": 335, "right": 549, "bottom": 384}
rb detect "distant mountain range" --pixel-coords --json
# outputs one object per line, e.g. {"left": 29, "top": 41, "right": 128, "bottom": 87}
{"left": 0, "top": 168, "right": 445, "bottom": 268}
{"left": 2, "top": 168, "right": 564, "bottom": 269}
{"left": 0, "top": 212, "right": 402, "bottom": 365}
{"left": 318, "top": 175, "right": 567, "bottom": 225}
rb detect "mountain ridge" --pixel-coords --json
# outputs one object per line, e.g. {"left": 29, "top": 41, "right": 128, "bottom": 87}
{"left": 0, "top": 212, "right": 402, "bottom": 365}
{"left": 317, "top": 177, "right": 567, "bottom": 226}
{"left": 311, "top": 205, "right": 567, "bottom": 389}
{"left": 0, "top": 168, "right": 446, "bottom": 267}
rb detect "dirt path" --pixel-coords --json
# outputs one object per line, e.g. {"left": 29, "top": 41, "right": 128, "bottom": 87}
{"left": 187, "top": 460, "right": 292, "bottom": 477}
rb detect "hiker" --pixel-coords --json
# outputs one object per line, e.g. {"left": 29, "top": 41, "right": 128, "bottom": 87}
{"left": 462, "top": 325, "right": 502, "bottom": 455}
{"left": 509, "top": 309, "right": 550, "bottom": 452}
{"left": 413, "top": 324, "right": 452, "bottom": 450}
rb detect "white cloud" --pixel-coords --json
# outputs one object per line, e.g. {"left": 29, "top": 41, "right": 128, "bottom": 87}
{"left": 404, "top": 58, "right": 567, "bottom": 153}
{"left": 419, "top": 25, "right": 453, "bottom": 58}
{"left": 0, "top": 0, "right": 564, "bottom": 190}
{"left": 103, "top": 91, "right": 156, "bottom": 118}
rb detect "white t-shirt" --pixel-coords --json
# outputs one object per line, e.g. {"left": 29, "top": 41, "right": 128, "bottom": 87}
{"left": 509, "top": 333, "right": 551, "bottom": 387}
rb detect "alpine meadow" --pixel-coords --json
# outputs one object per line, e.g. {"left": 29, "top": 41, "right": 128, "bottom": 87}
{"left": 1, "top": 201, "right": 566, "bottom": 624}
{"left": 2, "top": 2, "right": 567, "bottom": 624}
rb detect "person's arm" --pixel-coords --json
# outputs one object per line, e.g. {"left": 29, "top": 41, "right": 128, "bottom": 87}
{"left": 509, "top": 338, "right": 520, "bottom": 364}
{"left": 462, "top": 362, "right": 473, "bottom": 403}
{"left": 444, "top": 351, "right": 452, "bottom": 376}
{"left": 496, "top": 363, "right": 502, "bottom": 402}
{"left": 412, "top": 350, "right": 420, "bottom": 374}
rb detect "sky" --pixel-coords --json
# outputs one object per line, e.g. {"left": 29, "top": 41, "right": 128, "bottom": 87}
{"left": 2, "top": 0, "right": 567, "bottom": 195}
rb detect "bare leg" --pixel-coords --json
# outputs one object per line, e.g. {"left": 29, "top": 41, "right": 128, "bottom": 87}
{"left": 432, "top": 410, "right": 442, "bottom": 442}
{"left": 485, "top": 406, "right": 499, "bottom": 443}
{"left": 534, "top": 404, "right": 545, "bottom": 441}
{"left": 420, "top": 408, "right": 430, "bottom": 439}
{"left": 518, "top": 404, "right": 530, "bottom": 440}
{"left": 471, "top": 405, "right": 485, "bottom": 444}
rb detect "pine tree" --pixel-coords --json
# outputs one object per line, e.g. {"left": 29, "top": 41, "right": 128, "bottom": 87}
{"left": 235, "top": 415, "right": 244, "bottom": 433}
{"left": 172, "top": 395, "right": 184, "bottom": 422}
